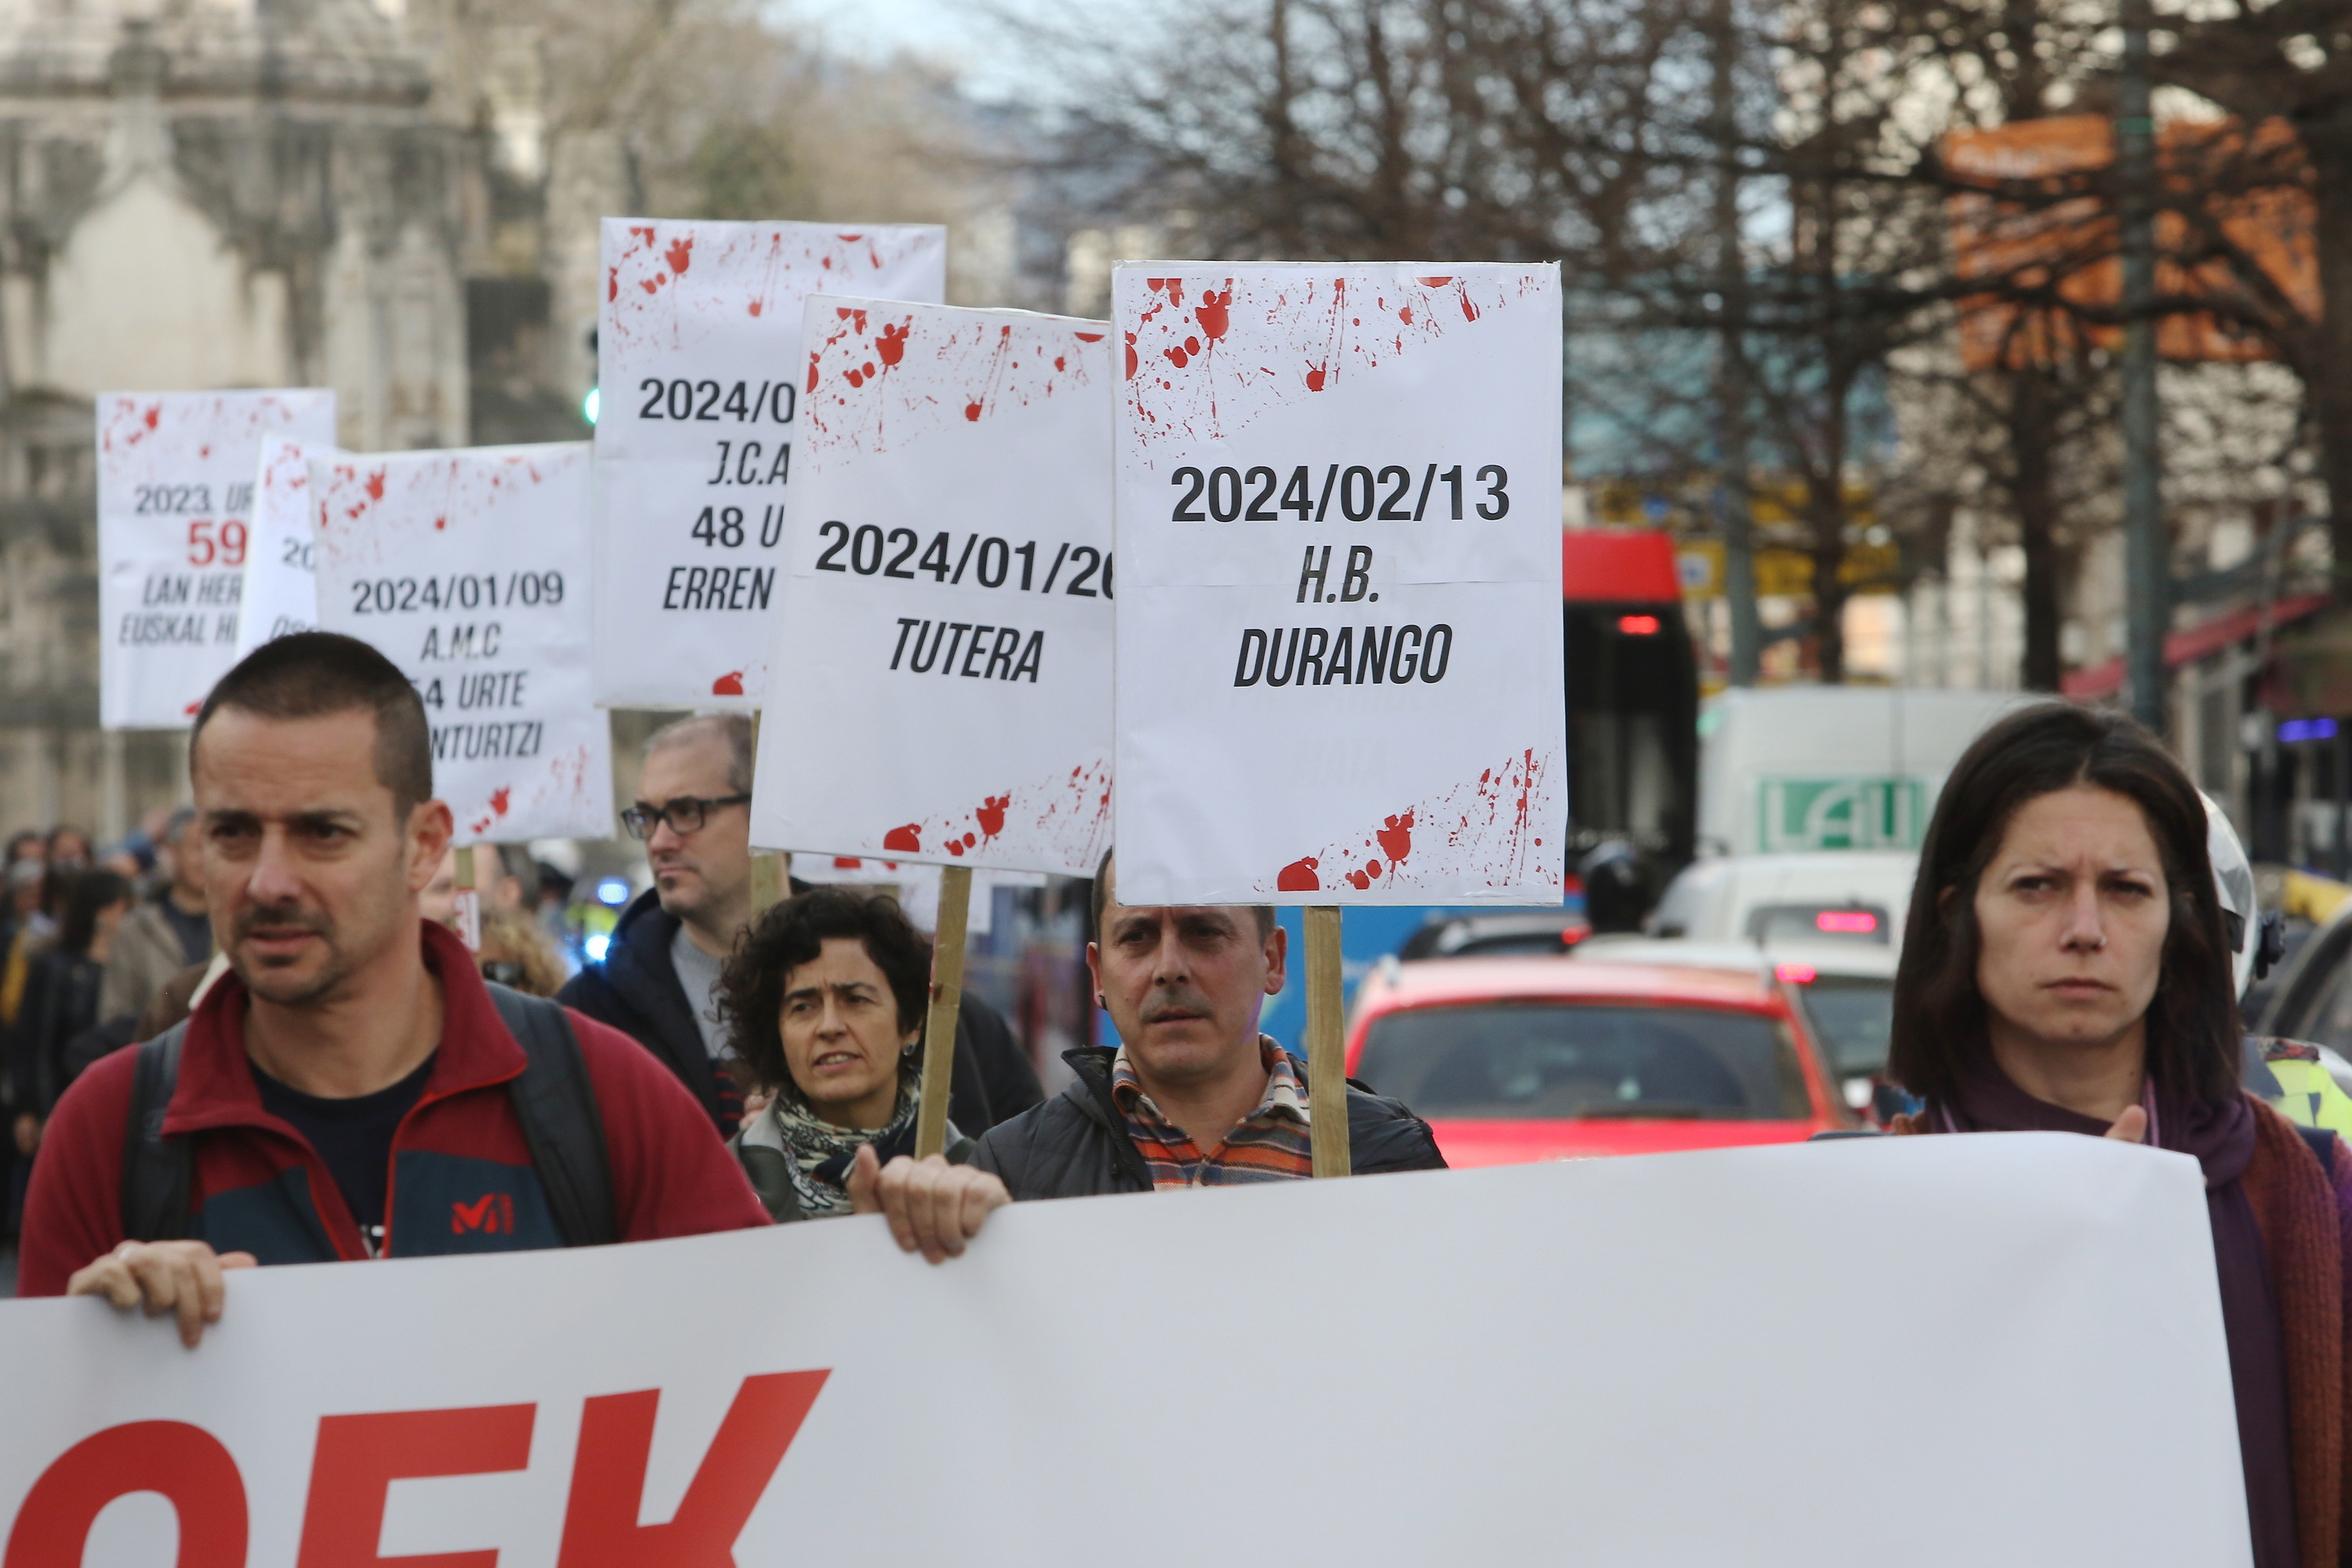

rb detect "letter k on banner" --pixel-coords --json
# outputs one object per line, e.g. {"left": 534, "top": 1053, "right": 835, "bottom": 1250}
{"left": 558, "top": 1372, "right": 830, "bottom": 1566}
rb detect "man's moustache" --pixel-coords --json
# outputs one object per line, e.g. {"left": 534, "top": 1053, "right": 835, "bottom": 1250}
{"left": 1140, "top": 989, "right": 1216, "bottom": 1022}
{"left": 236, "top": 907, "right": 330, "bottom": 940}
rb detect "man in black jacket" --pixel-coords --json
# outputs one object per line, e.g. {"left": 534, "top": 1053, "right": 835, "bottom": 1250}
{"left": 558, "top": 715, "right": 1043, "bottom": 1140}
{"left": 852, "top": 850, "right": 1446, "bottom": 1261}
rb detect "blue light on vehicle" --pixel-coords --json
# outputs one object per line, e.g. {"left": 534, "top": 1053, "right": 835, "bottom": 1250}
{"left": 583, "top": 933, "right": 611, "bottom": 962}
{"left": 2280, "top": 717, "right": 2339, "bottom": 744}
{"left": 595, "top": 877, "right": 631, "bottom": 906}
{"left": 581, "top": 386, "right": 600, "bottom": 426}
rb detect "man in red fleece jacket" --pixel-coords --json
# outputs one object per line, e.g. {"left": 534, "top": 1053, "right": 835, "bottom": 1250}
{"left": 21, "top": 633, "right": 775, "bottom": 1340}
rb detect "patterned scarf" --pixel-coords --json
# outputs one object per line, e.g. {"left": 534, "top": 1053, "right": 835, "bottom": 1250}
{"left": 750, "top": 1059, "right": 921, "bottom": 1219}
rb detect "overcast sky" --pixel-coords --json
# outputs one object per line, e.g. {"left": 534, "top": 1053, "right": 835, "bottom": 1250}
{"left": 800, "top": 0, "right": 1043, "bottom": 100}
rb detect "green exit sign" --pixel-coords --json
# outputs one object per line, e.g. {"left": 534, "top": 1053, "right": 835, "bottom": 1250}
{"left": 1759, "top": 778, "right": 1926, "bottom": 852}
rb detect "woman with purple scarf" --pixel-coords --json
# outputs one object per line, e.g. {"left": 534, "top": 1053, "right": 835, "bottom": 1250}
{"left": 1889, "top": 702, "right": 2352, "bottom": 1568}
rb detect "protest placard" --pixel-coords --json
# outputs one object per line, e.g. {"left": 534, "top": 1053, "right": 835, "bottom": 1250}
{"left": 96, "top": 391, "right": 336, "bottom": 728}
{"left": 0, "top": 1137, "right": 2250, "bottom": 1566}
{"left": 310, "top": 444, "right": 612, "bottom": 844}
{"left": 593, "top": 221, "right": 946, "bottom": 709}
{"left": 233, "top": 435, "right": 337, "bottom": 658}
{"left": 801, "top": 856, "right": 1047, "bottom": 936}
{"left": 748, "top": 298, "right": 1115, "bottom": 877}
{"left": 1109, "top": 265, "right": 1566, "bottom": 907}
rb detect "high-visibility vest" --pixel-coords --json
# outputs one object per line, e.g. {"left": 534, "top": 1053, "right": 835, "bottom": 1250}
{"left": 2248, "top": 1036, "right": 2352, "bottom": 1140}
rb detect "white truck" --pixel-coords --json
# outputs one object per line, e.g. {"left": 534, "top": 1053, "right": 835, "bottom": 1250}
{"left": 1697, "top": 687, "right": 2035, "bottom": 858}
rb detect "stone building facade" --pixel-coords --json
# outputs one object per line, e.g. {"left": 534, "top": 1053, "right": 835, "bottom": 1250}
{"left": 0, "top": 0, "right": 605, "bottom": 843}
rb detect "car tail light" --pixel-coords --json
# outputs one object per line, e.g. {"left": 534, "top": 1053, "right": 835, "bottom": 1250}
{"left": 1559, "top": 926, "right": 1589, "bottom": 946}
{"left": 1817, "top": 911, "right": 1876, "bottom": 934}
{"left": 1616, "top": 614, "right": 1661, "bottom": 636}
{"left": 1774, "top": 963, "right": 1817, "bottom": 983}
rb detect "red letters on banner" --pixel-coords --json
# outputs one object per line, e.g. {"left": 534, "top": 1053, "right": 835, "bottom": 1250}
{"left": 2, "top": 1373, "right": 829, "bottom": 1562}
{"left": 557, "top": 1370, "right": 831, "bottom": 1566}
{"left": 3, "top": 1421, "right": 246, "bottom": 1568}
{"left": 296, "top": 1403, "right": 536, "bottom": 1568}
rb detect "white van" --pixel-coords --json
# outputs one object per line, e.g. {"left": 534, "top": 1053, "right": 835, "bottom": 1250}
{"left": 1646, "top": 851, "right": 1920, "bottom": 948}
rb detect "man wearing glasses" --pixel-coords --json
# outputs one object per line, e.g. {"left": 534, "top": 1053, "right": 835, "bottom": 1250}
{"left": 559, "top": 715, "right": 760, "bottom": 1135}
{"left": 558, "top": 716, "right": 1044, "bottom": 1142}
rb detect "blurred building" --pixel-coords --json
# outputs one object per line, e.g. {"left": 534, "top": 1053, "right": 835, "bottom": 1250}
{"left": 0, "top": 0, "right": 613, "bottom": 843}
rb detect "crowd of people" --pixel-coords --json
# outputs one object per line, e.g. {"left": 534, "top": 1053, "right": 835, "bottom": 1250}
{"left": 7, "top": 631, "right": 2351, "bottom": 1566}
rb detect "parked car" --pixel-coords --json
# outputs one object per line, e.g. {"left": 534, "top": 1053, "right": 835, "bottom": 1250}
{"left": 1346, "top": 956, "right": 1851, "bottom": 1167}
{"left": 1398, "top": 911, "right": 1594, "bottom": 959}
{"left": 1571, "top": 936, "right": 1900, "bottom": 1117}
{"left": 1647, "top": 851, "right": 1918, "bottom": 948}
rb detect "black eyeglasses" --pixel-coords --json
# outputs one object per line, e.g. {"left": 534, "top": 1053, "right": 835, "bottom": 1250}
{"left": 620, "top": 794, "right": 750, "bottom": 840}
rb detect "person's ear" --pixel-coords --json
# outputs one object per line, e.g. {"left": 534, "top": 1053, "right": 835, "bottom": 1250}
{"left": 1262, "top": 922, "right": 1287, "bottom": 996}
{"left": 407, "top": 800, "right": 455, "bottom": 896}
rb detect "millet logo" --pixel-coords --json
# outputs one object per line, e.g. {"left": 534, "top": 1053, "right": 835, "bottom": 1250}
{"left": 452, "top": 1194, "right": 516, "bottom": 1236}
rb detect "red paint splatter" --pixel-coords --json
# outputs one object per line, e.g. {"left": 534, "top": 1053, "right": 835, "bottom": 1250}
{"left": 1345, "top": 867, "right": 1370, "bottom": 890}
{"left": 877, "top": 322, "right": 909, "bottom": 366}
{"left": 1399, "top": 304, "right": 1414, "bottom": 325}
{"left": 1460, "top": 291, "right": 1481, "bottom": 322}
{"left": 1417, "top": 276, "right": 1454, "bottom": 287}
{"left": 948, "top": 840, "right": 965, "bottom": 856}
{"left": 964, "top": 401, "right": 983, "bottom": 422}
{"left": 1166, "top": 346, "right": 1190, "bottom": 368}
{"left": 1167, "top": 278, "right": 1185, "bottom": 307}
{"left": 711, "top": 671, "right": 744, "bottom": 696}
{"left": 833, "top": 857, "right": 862, "bottom": 869}
{"left": 846, "top": 368, "right": 865, "bottom": 388}
{"left": 883, "top": 824, "right": 922, "bottom": 852}
{"left": 489, "top": 787, "right": 510, "bottom": 817}
{"left": 363, "top": 470, "right": 385, "bottom": 501}
{"left": 183, "top": 699, "right": 201, "bottom": 717}
{"left": 1075, "top": 332, "right": 1105, "bottom": 343}
{"left": 1305, "top": 365, "right": 1327, "bottom": 392}
{"left": 1377, "top": 809, "right": 1414, "bottom": 863}
{"left": 808, "top": 359, "right": 821, "bottom": 393}
{"left": 433, "top": 516, "right": 446, "bottom": 531}
{"left": 838, "top": 233, "right": 864, "bottom": 242}
{"left": 975, "top": 795, "right": 1008, "bottom": 842}
{"left": 1123, "top": 333, "right": 1139, "bottom": 379}
{"left": 1196, "top": 289, "right": 1231, "bottom": 342}
{"left": 640, "top": 278, "right": 660, "bottom": 295}
{"left": 630, "top": 225, "right": 655, "bottom": 247}
{"left": 748, "top": 300, "right": 763, "bottom": 317}
{"left": 1277, "top": 857, "right": 1321, "bottom": 892}
{"left": 607, "top": 269, "right": 619, "bottom": 303}
{"left": 143, "top": 408, "right": 159, "bottom": 430}
{"left": 1054, "top": 356, "right": 1065, "bottom": 372}
{"left": 962, "top": 832, "right": 978, "bottom": 848}
{"left": 666, "top": 238, "right": 693, "bottom": 274}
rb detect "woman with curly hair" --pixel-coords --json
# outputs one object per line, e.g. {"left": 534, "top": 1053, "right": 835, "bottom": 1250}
{"left": 717, "top": 885, "right": 972, "bottom": 1221}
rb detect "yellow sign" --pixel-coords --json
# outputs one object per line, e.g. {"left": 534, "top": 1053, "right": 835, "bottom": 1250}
{"left": 1674, "top": 539, "right": 1900, "bottom": 599}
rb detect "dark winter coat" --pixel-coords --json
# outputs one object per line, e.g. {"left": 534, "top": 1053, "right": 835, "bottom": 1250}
{"left": 972, "top": 1044, "right": 1448, "bottom": 1199}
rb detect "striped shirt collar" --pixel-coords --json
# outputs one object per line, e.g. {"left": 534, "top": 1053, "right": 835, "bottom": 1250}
{"left": 1110, "top": 1035, "right": 1312, "bottom": 1127}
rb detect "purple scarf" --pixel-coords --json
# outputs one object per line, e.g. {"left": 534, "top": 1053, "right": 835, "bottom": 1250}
{"left": 1937, "top": 1058, "right": 2298, "bottom": 1568}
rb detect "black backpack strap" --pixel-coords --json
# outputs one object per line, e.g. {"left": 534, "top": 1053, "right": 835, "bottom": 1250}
{"left": 119, "top": 1023, "right": 194, "bottom": 1243}
{"left": 2296, "top": 1122, "right": 2337, "bottom": 1179}
{"left": 488, "top": 985, "right": 619, "bottom": 1247}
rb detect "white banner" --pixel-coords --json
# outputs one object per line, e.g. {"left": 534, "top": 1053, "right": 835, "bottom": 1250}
{"left": 310, "top": 445, "right": 612, "bottom": 844}
{"left": 799, "top": 854, "right": 1048, "bottom": 935}
{"left": 97, "top": 391, "right": 336, "bottom": 728}
{"left": 0, "top": 1137, "right": 2247, "bottom": 1566}
{"left": 749, "top": 298, "right": 1115, "bottom": 877}
{"left": 593, "top": 220, "right": 946, "bottom": 710}
{"left": 233, "top": 436, "right": 339, "bottom": 659}
{"left": 1111, "top": 265, "right": 1566, "bottom": 905}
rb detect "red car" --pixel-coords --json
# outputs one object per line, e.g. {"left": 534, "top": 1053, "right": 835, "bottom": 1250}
{"left": 1345, "top": 957, "right": 1851, "bottom": 1167}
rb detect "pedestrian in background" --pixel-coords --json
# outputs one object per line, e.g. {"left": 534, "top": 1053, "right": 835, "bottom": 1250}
{"left": 100, "top": 807, "right": 212, "bottom": 1025}
{"left": 719, "top": 887, "right": 973, "bottom": 1222}
{"left": 10, "top": 868, "right": 132, "bottom": 1153}
{"left": 1886, "top": 701, "right": 2352, "bottom": 1568}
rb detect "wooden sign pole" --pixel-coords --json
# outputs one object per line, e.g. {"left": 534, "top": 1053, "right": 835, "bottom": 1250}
{"left": 748, "top": 713, "right": 786, "bottom": 915}
{"left": 913, "top": 863, "right": 973, "bottom": 1160}
{"left": 452, "top": 844, "right": 481, "bottom": 953}
{"left": 1304, "top": 905, "right": 1352, "bottom": 1178}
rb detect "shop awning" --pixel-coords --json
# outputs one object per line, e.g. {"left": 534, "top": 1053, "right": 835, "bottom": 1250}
{"left": 2061, "top": 592, "right": 2329, "bottom": 700}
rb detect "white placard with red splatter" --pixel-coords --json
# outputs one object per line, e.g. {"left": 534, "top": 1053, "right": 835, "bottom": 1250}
{"left": 593, "top": 220, "right": 946, "bottom": 710}
{"left": 233, "top": 435, "right": 342, "bottom": 659}
{"left": 309, "top": 444, "right": 612, "bottom": 845}
{"left": 1111, "top": 263, "right": 1565, "bottom": 905}
{"left": 97, "top": 391, "right": 336, "bottom": 728}
{"left": 747, "top": 298, "right": 1116, "bottom": 878}
{"left": 799, "top": 855, "right": 1047, "bottom": 935}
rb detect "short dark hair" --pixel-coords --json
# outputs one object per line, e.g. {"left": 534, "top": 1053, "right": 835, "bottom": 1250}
{"left": 1090, "top": 848, "right": 1276, "bottom": 944}
{"left": 59, "top": 869, "right": 133, "bottom": 956}
{"left": 1888, "top": 702, "right": 2239, "bottom": 1108}
{"left": 191, "top": 632, "right": 433, "bottom": 818}
{"left": 717, "top": 885, "right": 932, "bottom": 1096}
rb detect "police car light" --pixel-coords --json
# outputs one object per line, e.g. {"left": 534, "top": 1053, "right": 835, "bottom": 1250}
{"left": 581, "top": 387, "right": 601, "bottom": 426}
{"left": 583, "top": 933, "right": 611, "bottom": 962}
{"left": 595, "top": 877, "right": 631, "bottom": 906}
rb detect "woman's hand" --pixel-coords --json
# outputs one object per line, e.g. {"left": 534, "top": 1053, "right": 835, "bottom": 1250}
{"left": 2103, "top": 1105, "right": 2149, "bottom": 1144}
